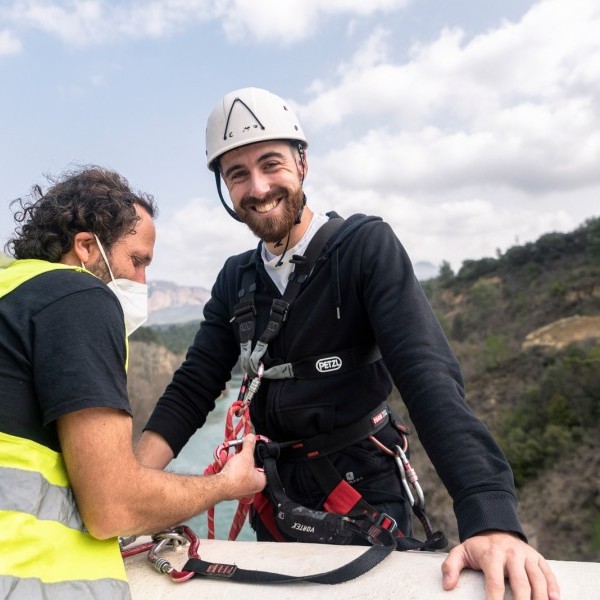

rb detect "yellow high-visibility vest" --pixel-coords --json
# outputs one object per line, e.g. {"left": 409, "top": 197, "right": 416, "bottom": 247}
{"left": 0, "top": 259, "right": 130, "bottom": 599}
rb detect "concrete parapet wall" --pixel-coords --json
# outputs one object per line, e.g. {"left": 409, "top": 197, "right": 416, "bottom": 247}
{"left": 125, "top": 538, "right": 600, "bottom": 599}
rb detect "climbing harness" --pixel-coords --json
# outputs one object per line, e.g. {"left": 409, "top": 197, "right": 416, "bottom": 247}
{"left": 225, "top": 214, "right": 447, "bottom": 551}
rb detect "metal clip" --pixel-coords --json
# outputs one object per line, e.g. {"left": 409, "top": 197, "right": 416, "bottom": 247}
{"left": 394, "top": 444, "right": 425, "bottom": 509}
{"left": 244, "top": 363, "right": 264, "bottom": 404}
{"left": 214, "top": 438, "right": 244, "bottom": 465}
{"left": 118, "top": 535, "right": 137, "bottom": 550}
{"left": 147, "top": 529, "right": 190, "bottom": 575}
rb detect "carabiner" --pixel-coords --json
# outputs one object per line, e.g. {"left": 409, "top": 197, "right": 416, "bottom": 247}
{"left": 213, "top": 438, "right": 244, "bottom": 466}
{"left": 147, "top": 530, "right": 189, "bottom": 575}
{"left": 146, "top": 527, "right": 196, "bottom": 582}
{"left": 394, "top": 444, "right": 425, "bottom": 510}
{"left": 244, "top": 363, "right": 264, "bottom": 405}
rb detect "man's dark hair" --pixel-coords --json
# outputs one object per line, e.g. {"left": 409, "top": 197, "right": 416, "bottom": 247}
{"left": 5, "top": 165, "right": 158, "bottom": 261}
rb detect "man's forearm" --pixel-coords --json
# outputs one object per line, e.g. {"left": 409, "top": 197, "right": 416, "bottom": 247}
{"left": 135, "top": 429, "right": 175, "bottom": 469}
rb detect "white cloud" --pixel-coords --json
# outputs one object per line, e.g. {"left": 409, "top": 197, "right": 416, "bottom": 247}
{"left": 297, "top": 0, "right": 600, "bottom": 199}
{"left": 0, "top": 0, "right": 410, "bottom": 46}
{"left": 290, "top": 0, "right": 600, "bottom": 273}
{"left": 151, "top": 197, "right": 257, "bottom": 288}
{"left": 0, "top": 29, "right": 22, "bottom": 54}
{"left": 306, "top": 179, "right": 595, "bottom": 274}
{"left": 0, "top": 0, "right": 214, "bottom": 45}
{"left": 216, "top": 0, "right": 410, "bottom": 44}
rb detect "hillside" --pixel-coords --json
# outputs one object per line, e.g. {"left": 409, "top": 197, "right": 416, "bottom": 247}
{"left": 127, "top": 216, "right": 600, "bottom": 561}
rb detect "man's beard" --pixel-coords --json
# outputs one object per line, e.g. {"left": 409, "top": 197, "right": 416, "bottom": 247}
{"left": 238, "top": 184, "right": 304, "bottom": 244}
{"left": 86, "top": 254, "right": 113, "bottom": 284}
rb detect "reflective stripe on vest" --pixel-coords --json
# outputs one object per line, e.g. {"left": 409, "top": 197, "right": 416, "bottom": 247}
{"left": 0, "top": 575, "right": 129, "bottom": 600}
{"left": 0, "top": 431, "right": 130, "bottom": 597}
{"left": 0, "top": 260, "right": 131, "bottom": 598}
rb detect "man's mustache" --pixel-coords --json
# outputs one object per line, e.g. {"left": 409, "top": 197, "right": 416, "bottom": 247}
{"left": 240, "top": 186, "right": 288, "bottom": 210}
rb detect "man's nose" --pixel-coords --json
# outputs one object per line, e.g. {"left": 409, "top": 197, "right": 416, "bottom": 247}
{"left": 248, "top": 171, "right": 270, "bottom": 198}
{"left": 133, "top": 269, "right": 147, "bottom": 284}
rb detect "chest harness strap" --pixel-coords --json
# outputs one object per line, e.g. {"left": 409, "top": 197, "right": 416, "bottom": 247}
{"left": 233, "top": 216, "right": 347, "bottom": 379}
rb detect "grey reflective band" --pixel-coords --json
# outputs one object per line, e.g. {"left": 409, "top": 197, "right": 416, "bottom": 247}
{"left": 0, "top": 466, "right": 84, "bottom": 531}
{"left": 240, "top": 339, "right": 269, "bottom": 378}
{"left": 262, "top": 362, "right": 295, "bottom": 379}
{"left": 0, "top": 574, "right": 131, "bottom": 600}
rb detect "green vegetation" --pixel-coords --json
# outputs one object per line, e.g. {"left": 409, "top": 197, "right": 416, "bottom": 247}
{"left": 496, "top": 346, "right": 600, "bottom": 486}
{"left": 130, "top": 320, "right": 201, "bottom": 355}
{"left": 438, "top": 218, "right": 600, "bottom": 476}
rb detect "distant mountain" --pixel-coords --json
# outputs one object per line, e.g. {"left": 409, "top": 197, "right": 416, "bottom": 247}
{"left": 413, "top": 260, "right": 438, "bottom": 281}
{"left": 148, "top": 261, "right": 440, "bottom": 326}
{"left": 147, "top": 280, "right": 210, "bottom": 325}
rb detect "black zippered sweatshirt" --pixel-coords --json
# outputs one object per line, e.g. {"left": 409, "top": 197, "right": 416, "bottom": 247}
{"left": 146, "top": 213, "right": 525, "bottom": 542}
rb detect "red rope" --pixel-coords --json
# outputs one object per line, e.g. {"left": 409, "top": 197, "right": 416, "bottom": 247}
{"left": 203, "top": 375, "right": 255, "bottom": 540}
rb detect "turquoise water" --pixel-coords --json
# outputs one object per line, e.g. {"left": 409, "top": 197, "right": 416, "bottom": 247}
{"left": 168, "top": 377, "right": 256, "bottom": 541}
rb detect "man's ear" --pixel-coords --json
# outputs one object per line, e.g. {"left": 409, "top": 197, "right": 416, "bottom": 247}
{"left": 71, "top": 232, "right": 97, "bottom": 265}
{"left": 297, "top": 146, "right": 308, "bottom": 181}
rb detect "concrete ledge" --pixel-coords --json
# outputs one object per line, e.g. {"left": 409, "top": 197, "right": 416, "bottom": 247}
{"left": 125, "top": 538, "right": 600, "bottom": 599}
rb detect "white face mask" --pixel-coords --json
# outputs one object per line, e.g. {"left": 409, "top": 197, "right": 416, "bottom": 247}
{"left": 91, "top": 235, "right": 148, "bottom": 336}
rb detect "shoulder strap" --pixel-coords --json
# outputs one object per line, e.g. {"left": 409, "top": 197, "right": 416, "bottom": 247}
{"left": 235, "top": 216, "right": 345, "bottom": 377}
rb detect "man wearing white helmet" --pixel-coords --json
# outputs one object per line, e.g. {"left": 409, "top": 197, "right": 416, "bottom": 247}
{"left": 137, "top": 88, "right": 559, "bottom": 600}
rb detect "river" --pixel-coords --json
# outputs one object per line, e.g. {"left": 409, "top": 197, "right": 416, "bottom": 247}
{"left": 168, "top": 377, "right": 255, "bottom": 541}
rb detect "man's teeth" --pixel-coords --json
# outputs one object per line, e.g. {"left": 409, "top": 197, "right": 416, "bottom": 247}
{"left": 255, "top": 199, "right": 278, "bottom": 213}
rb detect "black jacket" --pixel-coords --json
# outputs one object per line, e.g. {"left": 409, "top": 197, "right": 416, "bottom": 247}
{"left": 146, "top": 213, "right": 524, "bottom": 541}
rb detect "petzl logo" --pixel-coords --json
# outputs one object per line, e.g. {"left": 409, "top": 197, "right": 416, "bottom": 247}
{"left": 316, "top": 356, "right": 342, "bottom": 373}
{"left": 371, "top": 408, "right": 388, "bottom": 426}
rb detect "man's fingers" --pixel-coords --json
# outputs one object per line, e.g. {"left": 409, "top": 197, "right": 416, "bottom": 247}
{"left": 241, "top": 433, "right": 256, "bottom": 455}
{"left": 441, "top": 545, "right": 465, "bottom": 591}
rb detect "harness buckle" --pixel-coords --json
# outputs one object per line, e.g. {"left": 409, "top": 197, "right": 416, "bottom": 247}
{"left": 367, "top": 513, "right": 398, "bottom": 545}
{"left": 231, "top": 300, "right": 256, "bottom": 322}
{"left": 269, "top": 298, "right": 289, "bottom": 322}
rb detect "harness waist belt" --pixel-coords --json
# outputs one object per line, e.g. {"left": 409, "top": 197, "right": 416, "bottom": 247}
{"left": 280, "top": 401, "right": 390, "bottom": 461}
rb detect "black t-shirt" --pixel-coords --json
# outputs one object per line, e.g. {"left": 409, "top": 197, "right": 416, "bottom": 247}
{"left": 0, "top": 268, "right": 131, "bottom": 452}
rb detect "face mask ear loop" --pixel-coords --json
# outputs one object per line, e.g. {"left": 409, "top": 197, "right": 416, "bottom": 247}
{"left": 214, "top": 168, "right": 243, "bottom": 222}
{"left": 93, "top": 234, "right": 116, "bottom": 282}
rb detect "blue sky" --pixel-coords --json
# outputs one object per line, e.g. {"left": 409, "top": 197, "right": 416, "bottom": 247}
{"left": 1, "top": 0, "right": 599, "bottom": 288}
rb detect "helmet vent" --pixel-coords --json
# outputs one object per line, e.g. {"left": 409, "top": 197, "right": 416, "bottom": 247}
{"left": 223, "top": 97, "right": 266, "bottom": 141}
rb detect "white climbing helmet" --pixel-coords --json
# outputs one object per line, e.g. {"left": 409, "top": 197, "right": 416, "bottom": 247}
{"left": 205, "top": 87, "right": 308, "bottom": 170}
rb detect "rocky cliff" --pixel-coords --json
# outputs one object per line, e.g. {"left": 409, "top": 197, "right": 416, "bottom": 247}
{"left": 147, "top": 280, "right": 210, "bottom": 325}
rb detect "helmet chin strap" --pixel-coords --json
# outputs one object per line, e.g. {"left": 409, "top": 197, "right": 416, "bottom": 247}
{"left": 214, "top": 168, "right": 242, "bottom": 222}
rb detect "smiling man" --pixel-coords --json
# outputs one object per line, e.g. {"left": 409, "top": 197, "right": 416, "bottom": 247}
{"left": 137, "top": 88, "right": 559, "bottom": 600}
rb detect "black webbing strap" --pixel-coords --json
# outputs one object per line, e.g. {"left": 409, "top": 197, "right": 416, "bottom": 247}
{"left": 279, "top": 401, "right": 390, "bottom": 461}
{"left": 182, "top": 539, "right": 394, "bottom": 584}
{"left": 256, "top": 216, "right": 345, "bottom": 347}
{"left": 180, "top": 439, "right": 397, "bottom": 585}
